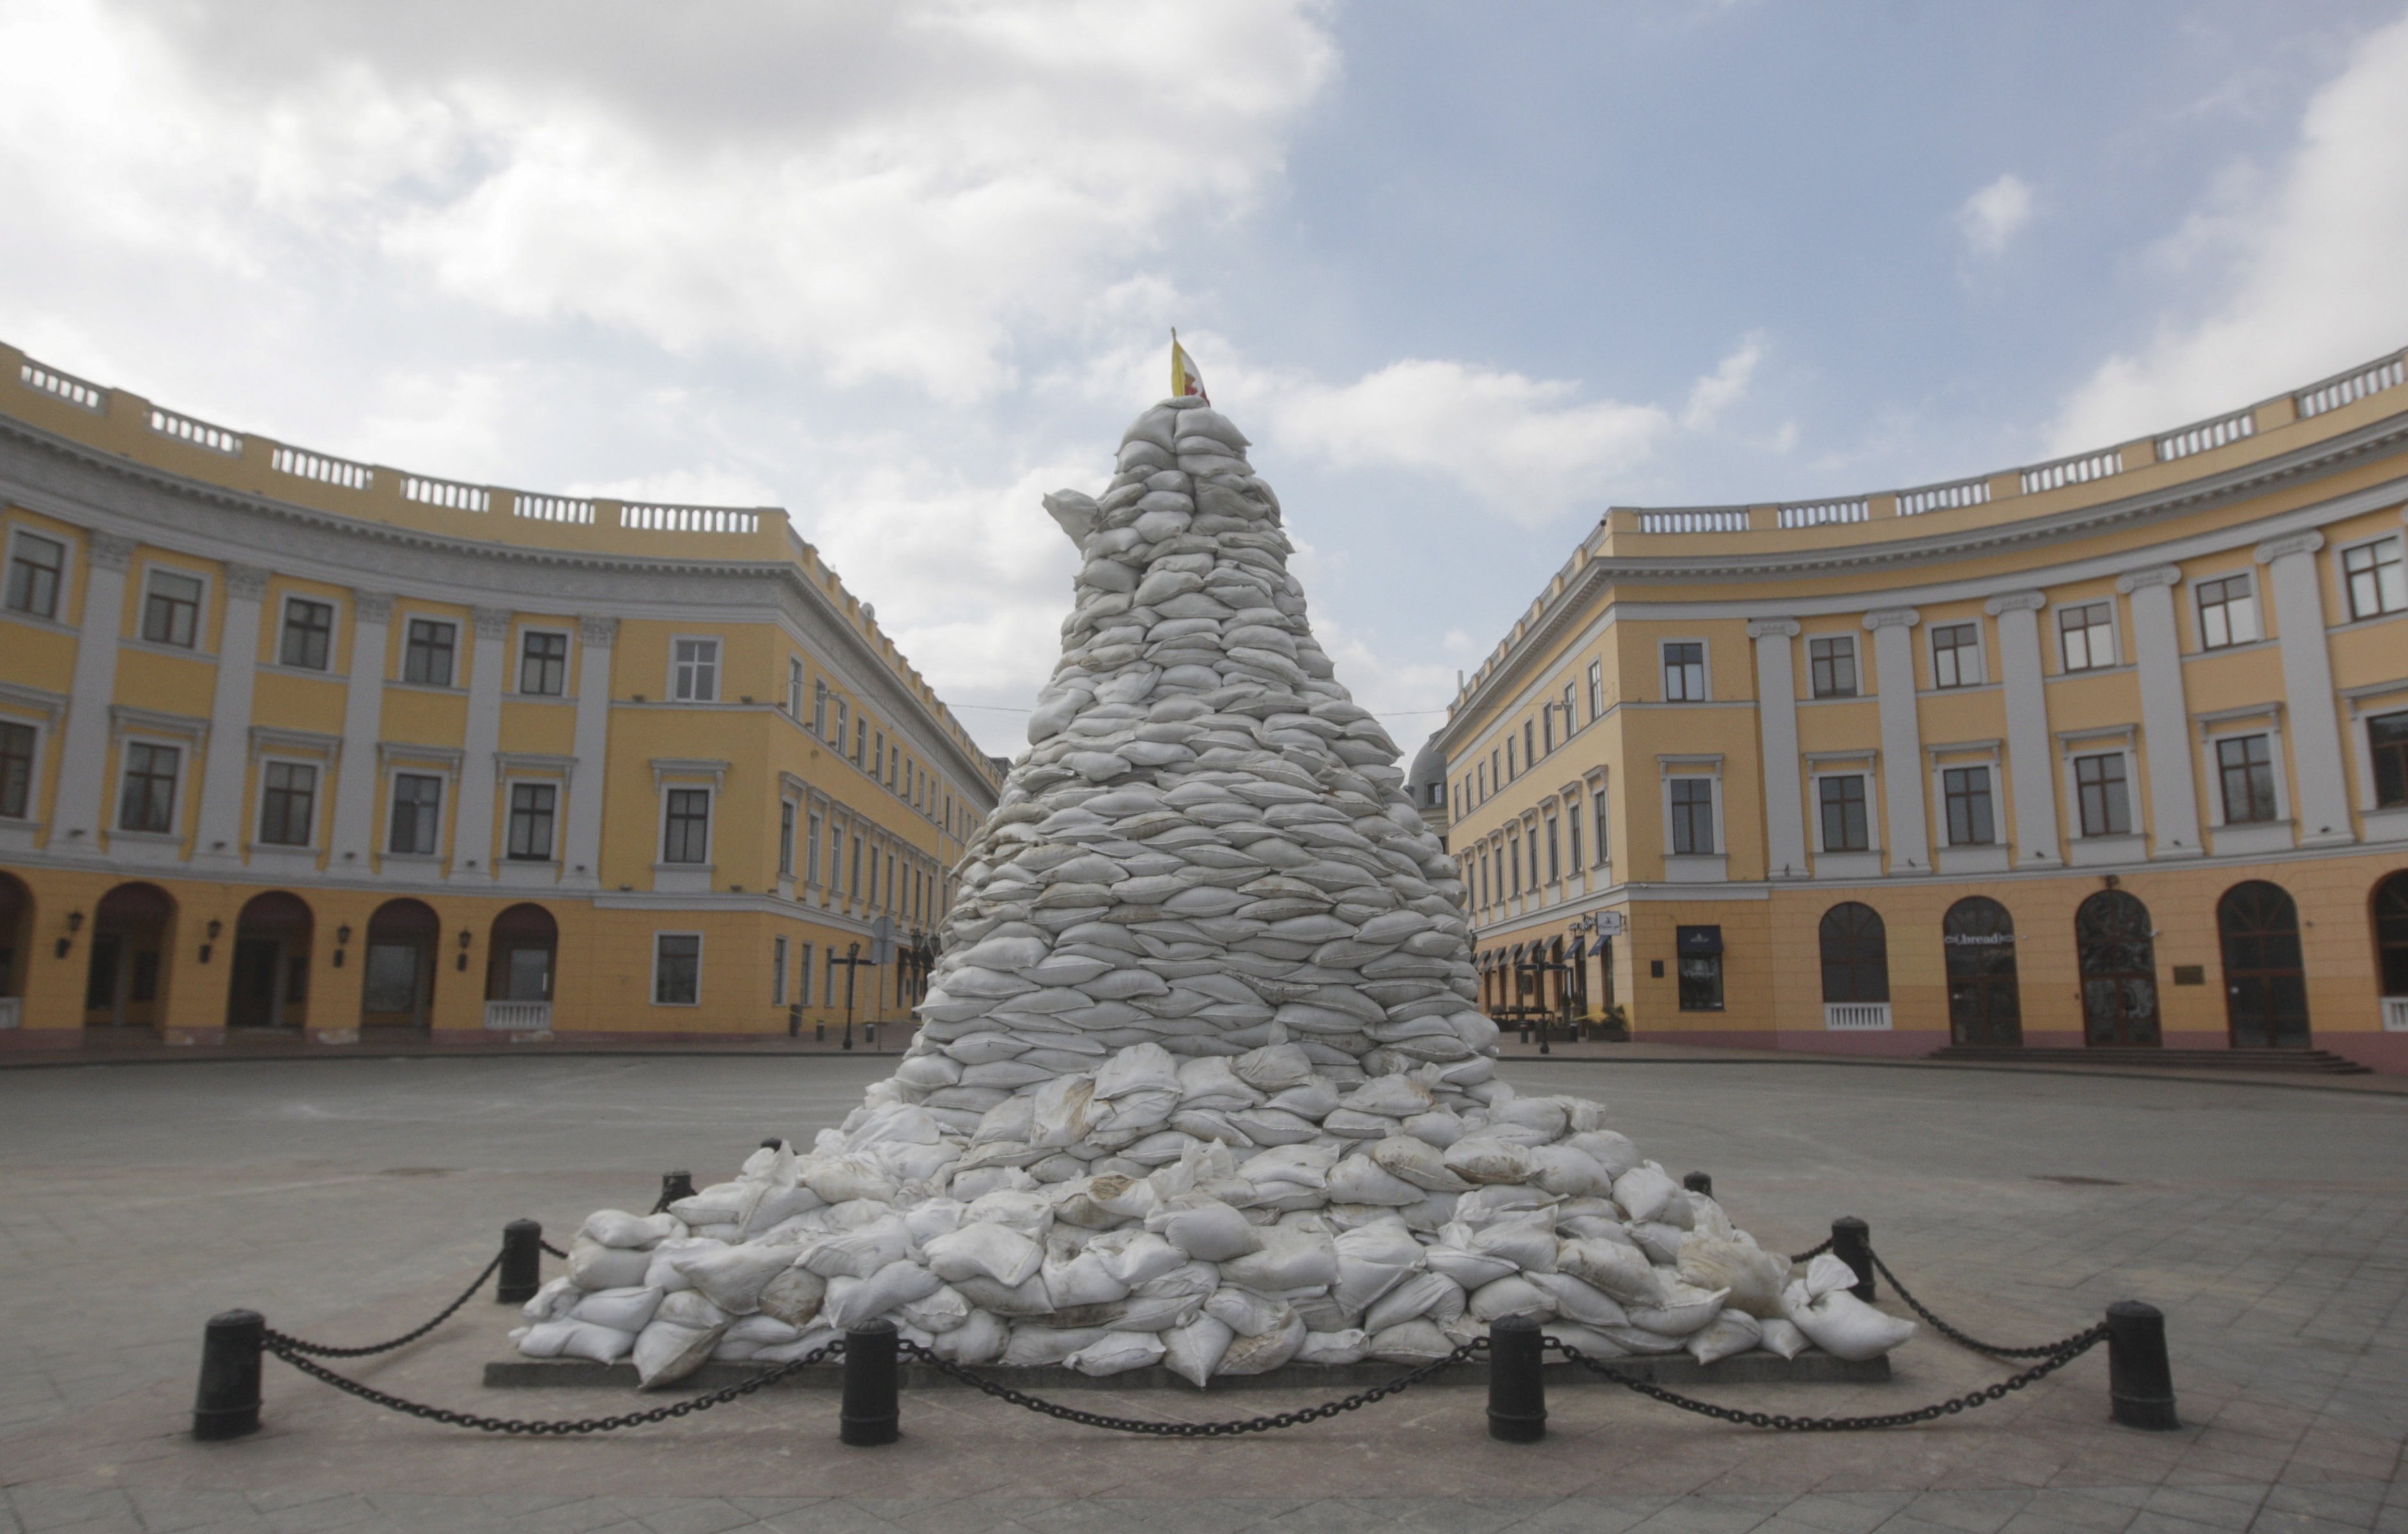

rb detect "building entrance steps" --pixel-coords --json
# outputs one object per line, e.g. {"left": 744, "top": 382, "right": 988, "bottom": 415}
{"left": 1931, "top": 1044, "right": 2371, "bottom": 1074}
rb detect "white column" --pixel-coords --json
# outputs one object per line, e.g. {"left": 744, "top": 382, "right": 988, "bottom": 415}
{"left": 561, "top": 616, "right": 617, "bottom": 889}
{"left": 191, "top": 563, "right": 270, "bottom": 866}
{"left": 1748, "top": 618, "right": 1807, "bottom": 880}
{"left": 2114, "top": 565, "right": 2204, "bottom": 858}
{"left": 50, "top": 531, "right": 135, "bottom": 855}
{"left": 1864, "top": 608, "right": 1929, "bottom": 874}
{"left": 1987, "top": 590, "right": 2061, "bottom": 868}
{"left": 2257, "top": 532, "right": 2354, "bottom": 846}
{"left": 448, "top": 606, "right": 512, "bottom": 881}
{"left": 328, "top": 591, "right": 392, "bottom": 870}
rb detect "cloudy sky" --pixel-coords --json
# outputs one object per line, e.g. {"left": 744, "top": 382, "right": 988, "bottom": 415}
{"left": 4, "top": 1, "right": 2406, "bottom": 760}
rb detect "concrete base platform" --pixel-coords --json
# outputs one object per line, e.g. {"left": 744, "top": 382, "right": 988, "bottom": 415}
{"left": 483, "top": 1346, "right": 1890, "bottom": 1393}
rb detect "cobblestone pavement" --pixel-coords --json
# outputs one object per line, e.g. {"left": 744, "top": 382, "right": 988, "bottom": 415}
{"left": 1, "top": 1057, "right": 2401, "bottom": 1533}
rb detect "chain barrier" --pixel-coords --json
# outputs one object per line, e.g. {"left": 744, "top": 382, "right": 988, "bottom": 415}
{"left": 1865, "top": 1249, "right": 2072, "bottom": 1358}
{"left": 895, "top": 1337, "right": 1488, "bottom": 1437}
{"left": 262, "top": 1337, "right": 842, "bottom": 1435}
{"left": 540, "top": 1238, "right": 568, "bottom": 1259}
{"left": 270, "top": 1250, "right": 508, "bottom": 1359}
{"left": 1790, "top": 1236, "right": 1836, "bottom": 1263}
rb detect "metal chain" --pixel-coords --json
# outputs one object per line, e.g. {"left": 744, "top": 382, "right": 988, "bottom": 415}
{"left": 1791, "top": 1236, "right": 1836, "bottom": 1263}
{"left": 262, "top": 1337, "right": 842, "bottom": 1434}
{"left": 896, "top": 1337, "right": 1488, "bottom": 1437}
{"left": 1546, "top": 1326, "right": 2107, "bottom": 1431}
{"left": 1864, "top": 1249, "right": 2076, "bottom": 1358}
{"left": 270, "top": 1250, "right": 507, "bottom": 1358}
{"left": 540, "top": 1238, "right": 568, "bottom": 1259}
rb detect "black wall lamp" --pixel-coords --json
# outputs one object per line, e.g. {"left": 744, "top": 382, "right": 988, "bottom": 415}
{"left": 333, "top": 923, "right": 351, "bottom": 968}
{"left": 456, "top": 929, "right": 472, "bottom": 971}
{"left": 199, "top": 917, "right": 222, "bottom": 965}
{"left": 56, "top": 908, "right": 83, "bottom": 959}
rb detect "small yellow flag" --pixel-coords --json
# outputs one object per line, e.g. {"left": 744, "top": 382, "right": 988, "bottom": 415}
{"left": 1170, "top": 329, "right": 1209, "bottom": 404}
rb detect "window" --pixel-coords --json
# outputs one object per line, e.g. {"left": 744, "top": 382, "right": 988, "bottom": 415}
{"left": 1541, "top": 707, "right": 1554, "bottom": 754}
{"left": 1475, "top": 763, "right": 1486, "bottom": 802}
{"left": 772, "top": 936, "right": 789, "bottom": 1007}
{"left": 2059, "top": 602, "right": 2115, "bottom": 671}
{"left": 779, "top": 800, "right": 796, "bottom": 876}
{"left": 2195, "top": 575, "right": 2259, "bottom": 650}
{"left": 258, "top": 762, "right": 317, "bottom": 846}
{"left": 1809, "top": 637, "right": 1857, "bottom": 698}
{"left": 1592, "top": 788, "right": 1610, "bottom": 865}
{"left": 403, "top": 619, "right": 456, "bottom": 685}
{"left": 389, "top": 773, "right": 442, "bottom": 855}
{"left": 2074, "top": 753, "right": 2132, "bottom": 837}
{"left": 1663, "top": 642, "right": 1706, "bottom": 701}
{"left": 808, "top": 810, "right": 824, "bottom": 885}
{"left": 2216, "top": 735, "right": 2279, "bottom": 824}
{"left": 275, "top": 598, "right": 334, "bottom": 671}
{"left": 799, "top": 944, "right": 815, "bottom": 1008}
{"left": 0, "top": 720, "right": 36, "bottom": 818}
{"left": 2373, "top": 712, "right": 2408, "bottom": 808}
{"left": 788, "top": 659, "right": 804, "bottom": 717}
{"left": 1562, "top": 684, "right": 1576, "bottom": 739}
{"left": 1506, "top": 739, "right": 1517, "bottom": 781}
{"left": 1669, "top": 778, "right": 1715, "bottom": 855}
{"left": 654, "top": 933, "right": 701, "bottom": 1005}
{"left": 1677, "top": 930, "right": 1724, "bottom": 1011}
{"left": 1488, "top": 750, "right": 1499, "bottom": 796}
{"left": 1544, "top": 817, "right": 1561, "bottom": 883}
{"left": 852, "top": 717, "right": 866, "bottom": 766}
{"left": 1566, "top": 805, "right": 1582, "bottom": 871}
{"left": 142, "top": 570, "right": 203, "bottom": 648}
{"left": 2344, "top": 538, "right": 2407, "bottom": 620}
{"left": 813, "top": 680, "right": 830, "bottom": 735}
{"left": 4, "top": 531, "right": 64, "bottom": 619}
{"left": 1819, "top": 903, "right": 1889, "bottom": 1003}
{"left": 662, "top": 788, "right": 711, "bottom": 863}
{"left": 1931, "top": 622, "right": 1980, "bottom": 688}
{"left": 672, "top": 638, "right": 718, "bottom": 702}
{"left": 1818, "top": 774, "right": 1870, "bottom": 852}
{"left": 1943, "top": 766, "right": 1996, "bottom": 846}
{"left": 1508, "top": 835, "right": 1522, "bottom": 896}
{"left": 1586, "top": 661, "right": 1604, "bottom": 721}
{"left": 849, "top": 831, "right": 864, "bottom": 897}
{"left": 520, "top": 631, "right": 568, "bottom": 696}
{"left": 117, "top": 742, "right": 179, "bottom": 832}
{"left": 874, "top": 731, "right": 885, "bottom": 781}
{"left": 1524, "top": 720, "right": 1536, "bottom": 768}
{"left": 507, "top": 783, "right": 557, "bottom": 860}
{"left": 1477, "top": 850, "right": 1491, "bottom": 908}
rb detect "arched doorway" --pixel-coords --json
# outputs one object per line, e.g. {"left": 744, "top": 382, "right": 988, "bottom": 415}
{"left": 2076, "top": 889, "right": 2159, "bottom": 1046}
{"left": 360, "top": 898, "right": 439, "bottom": 1030}
{"left": 226, "top": 891, "right": 311, "bottom": 1030}
{"left": 486, "top": 904, "right": 557, "bottom": 1026}
{"left": 0, "top": 871, "right": 29, "bottom": 1028}
{"left": 85, "top": 882, "right": 175, "bottom": 1031}
{"left": 2375, "top": 873, "right": 2408, "bottom": 1031}
{"left": 2219, "top": 881, "right": 2311, "bottom": 1049}
{"left": 1943, "top": 897, "right": 2022, "bottom": 1046}
{"left": 1819, "top": 902, "right": 1889, "bottom": 1027}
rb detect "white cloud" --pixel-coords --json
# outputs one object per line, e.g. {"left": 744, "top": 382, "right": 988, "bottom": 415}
{"left": 2050, "top": 13, "right": 2408, "bottom": 451}
{"left": 1682, "top": 335, "right": 1764, "bottom": 429}
{"left": 1957, "top": 172, "right": 2036, "bottom": 258}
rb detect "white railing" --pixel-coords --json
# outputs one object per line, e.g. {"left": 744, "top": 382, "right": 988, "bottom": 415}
{"left": 513, "top": 492, "right": 594, "bottom": 524}
{"left": 2296, "top": 353, "right": 2405, "bottom": 419}
{"left": 272, "top": 444, "right": 374, "bottom": 491}
{"left": 1636, "top": 508, "right": 1749, "bottom": 534}
{"left": 403, "top": 475, "right": 491, "bottom": 513}
{"left": 2155, "top": 408, "right": 2255, "bottom": 462}
{"left": 2022, "top": 447, "right": 2123, "bottom": 496}
{"left": 1895, "top": 477, "right": 1992, "bottom": 517}
{"left": 0, "top": 996, "right": 19, "bottom": 1030}
{"left": 622, "top": 503, "right": 760, "bottom": 533}
{"left": 148, "top": 407, "right": 241, "bottom": 455}
{"left": 484, "top": 1000, "right": 552, "bottom": 1031}
{"left": 2383, "top": 996, "right": 2408, "bottom": 1033}
{"left": 1824, "top": 1001, "right": 1892, "bottom": 1031}
{"left": 19, "top": 359, "right": 103, "bottom": 411}
{"left": 1777, "top": 498, "right": 1868, "bottom": 529}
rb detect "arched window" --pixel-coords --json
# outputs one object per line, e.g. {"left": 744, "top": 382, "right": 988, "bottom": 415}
{"left": 1819, "top": 903, "right": 1889, "bottom": 1003}
{"left": 2075, "top": 890, "right": 2158, "bottom": 1046}
{"left": 2376, "top": 872, "right": 2408, "bottom": 1005}
{"left": 1943, "top": 896, "right": 2020, "bottom": 1046}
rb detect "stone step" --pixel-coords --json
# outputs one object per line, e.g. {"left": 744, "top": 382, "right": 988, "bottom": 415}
{"left": 1930, "top": 1046, "right": 2370, "bottom": 1074}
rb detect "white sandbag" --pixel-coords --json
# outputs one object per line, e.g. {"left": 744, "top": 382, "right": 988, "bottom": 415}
{"left": 1325, "top": 1155, "right": 1425, "bottom": 1207}
{"left": 1526, "top": 1145, "right": 1613, "bottom": 1199}
{"left": 1362, "top": 1271, "right": 1466, "bottom": 1333}
{"left": 756, "top": 1266, "right": 828, "bottom": 1328}
{"left": 672, "top": 1244, "right": 803, "bottom": 1315}
{"left": 514, "top": 1319, "right": 635, "bottom": 1363}
{"left": 713, "top": 1314, "right": 803, "bottom": 1360}
{"left": 1468, "top": 1275, "right": 1557, "bottom": 1322}
{"left": 1297, "top": 1328, "right": 1371, "bottom": 1365}
{"left": 632, "top": 1318, "right": 724, "bottom": 1388}
{"left": 1678, "top": 1230, "right": 1791, "bottom": 1319}
{"left": 1526, "top": 1271, "right": 1629, "bottom": 1327}
{"left": 1467, "top": 1216, "right": 1558, "bottom": 1274}
{"left": 568, "top": 1286, "right": 664, "bottom": 1333}
{"left": 521, "top": 1276, "right": 577, "bottom": 1322}
{"left": 1627, "top": 1283, "right": 1729, "bottom": 1338}
{"left": 1216, "top": 1311, "right": 1307, "bottom": 1375}
{"left": 1686, "top": 1310, "right": 1763, "bottom": 1365}
{"left": 579, "top": 1210, "right": 684, "bottom": 1249}
{"left": 1367, "top": 1319, "right": 1457, "bottom": 1363}
{"left": 902, "top": 1198, "right": 968, "bottom": 1246}
{"left": 1369, "top": 1135, "right": 1471, "bottom": 1192}
{"left": 1332, "top": 1222, "right": 1425, "bottom": 1312}
{"left": 1088, "top": 1229, "right": 1188, "bottom": 1287}
{"left": 1566, "top": 1131, "right": 1641, "bottom": 1179}
{"left": 642, "top": 1237, "right": 726, "bottom": 1293}
{"left": 923, "top": 1222, "right": 1045, "bottom": 1288}
{"left": 964, "top": 1188, "right": 1057, "bottom": 1240}
{"left": 1556, "top": 1238, "right": 1665, "bottom": 1306}
{"left": 1786, "top": 1285, "right": 1916, "bottom": 1361}
{"left": 932, "top": 1310, "right": 1011, "bottom": 1365}
{"left": 565, "top": 1235, "right": 652, "bottom": 1292}
{"left": 899, "top": 1284, "right": 974, "bottom": 1335}
{"left": 1145, "top": 1194, "right": 1263, "bottom": 1261}
{"left": 799, "top": 1221, "right": 910, "bottom": 1281}
{"left": 1801, "top": 1252, "right": 1860, "bottom": 1300}
{"left": 1757, "top": 1317, "right": 1811, "bottom": 1360}
{"left": 1402, "top": 1110, "right": 1467, "bottom": 1149}
{"left": 1442, "top": 1138, "right": 1534, "bottom": 1186}
{"left": 801, "top": 1153, "right": 899, "bottom": 1206}
{"left": 1163, "top": 1313, "right": 1236, "bottom": 1387}
{"left": 1220, "top": 1230, "right": 1337, "bottom": 1292}
{"left": 669, "top": 1181, "right": 763, "bottom": 1230}
{"left": 1537, "top": 1322, "right": 1631, "bottom": 1361}
{"left": 952, "top": 1271, "right": 1056, "bottom": 1316}
{"left": 1067, "top": 1330, "right": 1167, "bottom": 1377}
{"left": 1203, "top": 1287, "right": 1293, "bottom": 1338}
{"left": 744, "top": 1186, "right": 827, "bottom": 1236}
{"left": 1042, "top": 1247, "right": 1133, "bottom": 1310}
{"left": 1612, "top": 1163, "right": 1679, "bottom": 1224}
{"left": 822, "top": 1260, "right": 945, "bottom": 1329}
{"left": 1002, "top": 1325, "right": 1111, "bottom": 1367}
{"left": 1628, "top": 1222, "right": 1688, "bottom": 1266}
{"left": 1423, "top": 1244, "right": 1517, "bottom": 1290}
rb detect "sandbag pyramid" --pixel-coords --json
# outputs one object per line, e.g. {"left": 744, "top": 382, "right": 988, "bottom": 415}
{"left": 513, "top": 387, "right": 1914, "bottom": 1386}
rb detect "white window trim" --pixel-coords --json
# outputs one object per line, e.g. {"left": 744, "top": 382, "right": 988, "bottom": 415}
{"left": 274, "top": 592, "right": 342, "bottom": 674}
{"left": 1658, "top": 638, "right": 1711, "bottom": 703}
{"left": 113, "top": 733, "right": 190, "bottom": 838}
{"left": 3, "top": 523, "right": 75, "bottom": 626}
{"left": 1586, "top": 660, "right": 1606, "bottom": 723}
{"left": 1806, "top": 758, "right": 1881, "bottom": 855}
{"left": 137, "top": 560, "right": 213, "bottom": 653}
{"left": 1804, "top": 631, "right": 1863, "bottom": 700}
{"left": 1931, "top": 759, "right": 2000, "bottom": 848}
{"left": 2060, "top": 729, "right": 2140, "bottom": 840}
{"left": 1927, "top": 617, "right": 1988, "bottom": 689}
{"left": 1584, "top": 768, "right": 1611, "bottom": 867}
{"left": 655, "top": 780, "right": 718, "bottom": 869}
{"left": 2337, "top": 532, "right": 2408, "bottom": 622}
{"left": 772, "top": 934, "right": 790, "bottom": 1007}
{"left": 252, "top": 754, "right": 324, "bottom": 851}
{"left": 0, "top": 687, "right": 62, "bottom": 826}
{"left": 2197, "top": 710, "right": 2291, "bottom": 830}
{"left": 668, "top": 634, "right": 722, "bottom": 704}
{"left": 512, "top": 624, "right": 574, "bottom": 698}
{"left": 500, "top": 774, "right": 564, "bottom": 864}
{"left": 378, "top": 744, "right": 462, "bottom": 862}
{"left": 651, "top": 931, "right": 705, "bottom": 1007}
{"left": 2346, "top": 682, "right": 2408, "bottom": 813}
{"left": 786, "top": 657, "right": 805, "bottom": 717}
{"left": 2054, "top": 597, "right": 2122, "bottom": 674}
{"left": 2189, "top": 569, "right": 2262, "bottom": 652}
{"left": 1657, "top": 754, "right": 1725, "bottom": 858}
{"left": 395, "top": 611, "right": 464, "bottom": 689}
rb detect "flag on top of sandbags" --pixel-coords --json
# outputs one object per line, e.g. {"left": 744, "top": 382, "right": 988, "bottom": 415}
{"left": 1171, "top": 330, "right": 1209, "bottom": 403}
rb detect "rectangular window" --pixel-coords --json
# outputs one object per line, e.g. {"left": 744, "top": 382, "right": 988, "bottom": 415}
{"left": 1541, "top": 707, "right": 1554, "bottom": 754}
{"left": 1523, "top": 721, "right": 1536, "bottom": 767}
{"left": 1669, "top": 778, "right": 1715, "bottom": 855}
{"left": 654, "top": 933, "right": 701, "bottom": 1005}
{"left": 2373, "top": 711, "right": 2408, "bottom": 809}
{"left": 788, "top": 658, "right": 804, "bottom": 717}
{"left": 1931, "top": 622, "right": 1980, "bottom": 688}
{"left": 852, "top": 717, "right": 866, "bottom": 765}
{"left": 1545, "top": 817, "right": 1561, "bottom": 883}
{"left": 520, "top": 631, "right": 568, "bottom": 696}
{"left": 1809, "top": 637, "right": 1858, "bottom": 698}
{"left": 808, "top": 810, "right": 824, "bottom": 885}
{"left": 2195, "top": 575, "right": 2259, "bottom": 650}
{"left": 1489, "top": 750, "right": 1499, "bottom": 795}
{"left": 772, "top": 935, "right": 789, "bottom": 1007}
{"left": 1678, "top": 953, "right": 1723, "bottom": 1011}
{"left": 779, "top": 800, "right": 796, "bottom": 876}
{"left": 672, "top": 638, "right": 718, "bottom": 702}
{"left": 849, "top": 831, "right": 864, "bottom": 898}
{"left": 662, "top": 788, "right": 711, "bottom": 863}
{"left": 4, "top": 531, "right": 65, "bottom": 619}
{"left": 1561, "top": 684, "right": 1576, "bottom": 740}
{"left": 142, "top": 570, "right": 203, "bottom": 648}
{"left": 117, "top": 742, "right": 179, "bottom": 833}
{"left": 1566, "top": 805, "right": 1582, "bottom": 871}
{"left": 258, "top": 761, "right": 317, "bottom": 846}
{"left": 2074, "top": 753, "right": 2132, "bottom": 837}
{"left": 1506, "top": 739, "right": 1517, "bottom": 781}
{"left": 813, "top": 680, "right": 830, "bottom": 735}
{"left": 1943, "top": 766, "right": 1995, "bottom": 846}
{"left": 2216, "top": 735, "right": 2279, "bottom": 824}
{"left": 279, "top": 598, "right": 333, "bottom": 671}
{"left": 1586, "top": 660, "right": 1604, "bottom": 721}
{"left": 874, "top": 731, "right": 885, "bottom": 782}
{"left": 2344, "top": 538, "right": 2407, "bottom": 620}
{"left": 389, "top": 773, "right": 442, "bottom": 855}
{"left": 507, "top": 783, "right": 557, "bottom": 860}
{"left": 1508, "top": 835, "right": 1522, "bottom": 896}
{"left": 1818, "top": 774, "right": 1869, "bottom": 851}
{"left": 403, "top": 619, "right": 456, "bottom": 685}
{"left": 0, "top": 720, "right": 33, "bottom": 818}
{"left": 799, "top": 943, "right": 815, "bottom": 1007}
{"left": 2059, "top": 602, "right": 2115, "bottom": 671}
{"left": 1663, "top": 642, "right": 1706, "bottom": 701}
{"left": 1592, "top": 788, "right": 1609, "bottom": 865}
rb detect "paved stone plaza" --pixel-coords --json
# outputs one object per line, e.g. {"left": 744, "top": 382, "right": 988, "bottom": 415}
{"left": 1, "top": 1056, "right": 2400, "bottom": 1533}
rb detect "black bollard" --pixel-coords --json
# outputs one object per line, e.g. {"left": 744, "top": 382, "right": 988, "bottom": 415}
{"left": 653, "top": 1170, "right": 697, "bottom": 1214}
{"left": 761, "top": 1137, "right": 784, "bottom": 1151}
{"left": 1683, "top": 1171, "right": 1714, "bottom": 1199}
{"left": 840, "top": 1319, "right": 901, "bottom": 1447}
{"left": 497, "top": 1219, "right": 544, "bottom": 1305}
{"left": 2106, "top": 1301, "right": 2179, "bottom": 1430}
{"left": 192, "top": 1309, "right": 264, "bottom": 1441}
{"left": 1486, "top": 1316, "right": 1547, "bottom": 1443}
{"left": 1829, "top": 1217, "right": 1875, "bottom": 1301}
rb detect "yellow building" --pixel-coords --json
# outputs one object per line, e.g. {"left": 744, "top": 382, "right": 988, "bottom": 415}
{"left": 1436, "top": 347, "right": 2408, "bottom": 1072}
{"left": 0, "top": 342, "right": 1002, "bottom": 1048}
